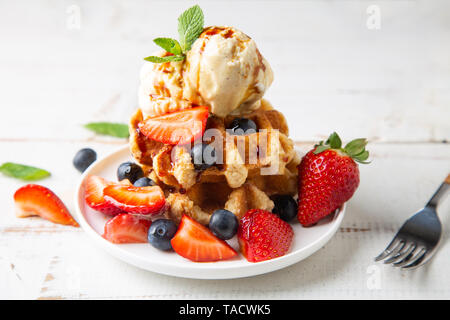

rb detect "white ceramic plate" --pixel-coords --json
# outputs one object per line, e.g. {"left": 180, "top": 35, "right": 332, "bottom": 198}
{"left": 74, "top": 145, "right": 345, "bottom": 279}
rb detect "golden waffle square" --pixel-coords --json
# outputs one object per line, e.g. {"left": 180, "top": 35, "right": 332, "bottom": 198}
{"left": 166, "top": 182, "right": 274, "bottom": 225}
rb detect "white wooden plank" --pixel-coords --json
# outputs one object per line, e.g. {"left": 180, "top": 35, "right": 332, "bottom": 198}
{"left": 0, "top": 141, "right": 449, "bottom": 299}
{"left": 0, "top": 1, "right": 449, "bottom": 141}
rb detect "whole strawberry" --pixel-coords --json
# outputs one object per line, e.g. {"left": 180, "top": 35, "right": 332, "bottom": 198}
{"left": 297, "top": 132, "right": 369, "bottom": 226}
{"left": 238, "top": 209, "right": 294, "bottom": 262}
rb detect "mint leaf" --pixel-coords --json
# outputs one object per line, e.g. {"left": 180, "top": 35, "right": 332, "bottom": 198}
{"left": 177, "top": 5, "right": 204, "bottom": 52}
{"left": 143, "top": 55, "right": 185, "bottom": 63}
{"left": 0, "top": 162, "right": 51, "bottom": 181}
{"left": 153, "top": 38, "right": 182, "bottom": 55}
{"left": 84, "top": 122, "right": 129, "bottom": 138}
{"left": 144, "top": 5, "right": 204, "bottom": 64}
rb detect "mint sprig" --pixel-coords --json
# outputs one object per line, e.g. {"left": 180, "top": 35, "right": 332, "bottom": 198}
{"left": 0, "top": 162, "right": 51, "bottom": 181}
{"left": 153, "top": 38, "right": 182, "bottom": 55}
{"left": 177, "top": 5, "right": 204, "bottom": 52}
{"left": 313, "top": 132, "right": 370, "bottom": 164}
{"left": 144, "top": 5, "right": 204, "bottom": 63}
{"left": 144, "top": 55, "right": 185, "bottom": 63}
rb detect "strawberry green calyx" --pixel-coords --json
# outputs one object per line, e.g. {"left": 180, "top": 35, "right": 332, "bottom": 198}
{"left": 344, "top": 138, "right": 370, "bottom": 164}
{"left": 313, "top": 132, "right": 370, "bottom": 164}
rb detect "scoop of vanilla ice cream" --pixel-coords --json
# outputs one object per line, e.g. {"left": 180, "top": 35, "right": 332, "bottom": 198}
{"left": 138, "top": 51, "right": 192, "bottom": 118}
{"left": 184, "top": 26, "right": 273, "bottom": 117}
{"left": 138, "top": 26, "right": 273, "bottom": 118}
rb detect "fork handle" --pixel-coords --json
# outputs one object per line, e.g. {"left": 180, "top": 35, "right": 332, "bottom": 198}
{"left": 425, "top": 173, "right": 450, "bottom": 210}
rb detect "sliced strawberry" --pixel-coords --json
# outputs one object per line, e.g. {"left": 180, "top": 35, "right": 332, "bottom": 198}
{"left": 171, "top": 215, "right": 237, "bottom": 262}
{"left": 103, "top": 213, "right": 151, "bottom": 244}
{"left": 238, "top": 209, "right": 293, "bottom": 262}
{"left": 138, "top": 106, "right": 209, "bottom": 145}
{"left": 84, "top": 175, "right": 123, "bottom": 216}
{"left": 103, "top": 184, "right": 165, "bottom": 215}
{"left": 119, "top": 179, "right": 133, "bottom": 186}
{"left": 14, "top": 184, "right": 79, "bottom": 227}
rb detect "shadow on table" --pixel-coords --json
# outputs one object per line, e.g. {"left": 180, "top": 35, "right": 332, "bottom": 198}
{"left": 171, "top": 199, "right": 450, "bottom": 297}
{"left": 164, "top": 205, "right": 368, "bottom": 297}
{"left": 97, "top": 199, "right": 449, "bottom": 299}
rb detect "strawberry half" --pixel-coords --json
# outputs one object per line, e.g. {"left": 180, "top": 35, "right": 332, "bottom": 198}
{"left": 14, "top": 184, "right": 79, "bottom": 227}
{"left": 238, "top": 209, "right": 293, "bottom": 263}
{"left": 103, "top": 213, "right": 151, "bottom": 244}
{"left": 138, "top": 106, "right": 209, "bottom": 145}
{"left": 103, "top": 184, "right": 165, "bottom": 215}
{"left": 297, "top": 132, "right": 369, "bottom": 226}
{"left": 171, "top": 215, "right": 237, "bottom": 262}
{"left": 85, "top": 175, "right": 124, "bottom": 216}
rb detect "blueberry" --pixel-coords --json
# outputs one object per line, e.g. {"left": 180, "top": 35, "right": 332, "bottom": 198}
{"left": 73, "top": 148, "right": 97, "bottom": 173}
{"left": 190, "top": 143, "right": 217, "bottom": 171}
{"left": 117, "top": 162, "right": 144, "bottom": 183}
{"left": 228, "top": 118, "right": 257, "bottom": 135}
{"left": 209, "top": 209, "right": 238, "bottom": 240}
{"left": 133, "top": 177, "right": 156, "bottom": 187}
{"left": 271, "top": 195, "right": 297, "bottom": 222}
{"left": 148, "top": 219, "right": 177, "bottom": 251}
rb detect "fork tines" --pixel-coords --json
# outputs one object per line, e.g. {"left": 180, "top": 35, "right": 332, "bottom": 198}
{"left": 375, "top": 238, "right": 428, "bottom": 269}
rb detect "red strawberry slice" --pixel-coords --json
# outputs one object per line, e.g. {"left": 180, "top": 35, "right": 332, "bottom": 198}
{"left": 14, "top": 184, "right": 79, "bottom": 227}
{"left": 119, "top": 179, "right": 133, "bottom": 186}
{"left": 138, "top": 106, "right": 209, "bottom": 145}
{"left": 103, "top": 213, "right": 151, "bottom": 244}
{"left": 171, "top": 215, "right": 238, "bottom": 262}
{"left": 103, "top": 184, "right": 165, "bottom": 215}
{"left": 238, "top": 209, "right": 293, "bottom": 263}
{"left": 84, "top": 175, "right": 123, "bottom": 216}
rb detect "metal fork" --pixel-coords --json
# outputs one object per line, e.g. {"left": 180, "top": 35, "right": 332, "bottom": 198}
{"left": 375, "top": 174, "right": 450, "bottom": 269}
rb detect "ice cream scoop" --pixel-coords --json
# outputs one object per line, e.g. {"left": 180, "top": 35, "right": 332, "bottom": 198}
{"left": 138, "top": 53, "right": 187, "bottom": 118}
{"left": 138, "top": 26, "right": 273, "bottom": 118}
{"left": 183, "top": 26, "right": 273, "bottom": 117}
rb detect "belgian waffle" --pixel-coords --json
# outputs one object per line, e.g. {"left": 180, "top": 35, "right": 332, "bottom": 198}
{"left": 166, "top": 182, "right": 275, "bottom": 225}
{"left": 129, "top": 99, "right": 299, "bottom": 224}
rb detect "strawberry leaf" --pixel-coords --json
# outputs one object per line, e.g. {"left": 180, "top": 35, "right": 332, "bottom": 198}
{"left": 326, "top": 132, "right": 342, "bottom": 149}
{"left": 313, "top": 144, "right": 331, "bottom": 154}
{"left": 315, "top": 133, "right": 370, "bottom": 164}
{"left": 353, "top": 150, "right": 370, "bottom": 164}
{"left": 344, "top": 138, "right": 368, "bottom": 157}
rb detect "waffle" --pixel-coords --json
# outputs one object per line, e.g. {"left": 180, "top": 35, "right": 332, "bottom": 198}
{"left": 130, "top": 100, "right": 298, "bottom": 189}
{"left": 129, "top": 99, "right": 299, "bottom": 224}
{"left": 166, "top": 182, "right": 274, "bottom": 225}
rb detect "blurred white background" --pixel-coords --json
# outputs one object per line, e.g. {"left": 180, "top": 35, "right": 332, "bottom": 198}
{"left": 0, "top": 0, "right": 449, "bottom": 142}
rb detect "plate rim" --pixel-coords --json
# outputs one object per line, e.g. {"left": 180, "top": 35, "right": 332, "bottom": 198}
{"left": 73, "top": 144, "right": 346, "bottom": 279}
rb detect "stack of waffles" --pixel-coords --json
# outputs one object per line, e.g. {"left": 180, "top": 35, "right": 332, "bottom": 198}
{"left": 129, "top": 99, "right": 300, "bottom": 225}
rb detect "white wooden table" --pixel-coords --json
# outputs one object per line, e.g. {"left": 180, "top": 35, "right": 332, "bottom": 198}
{"left": 1, "top": 0, "right": 449, "bottom": 299}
